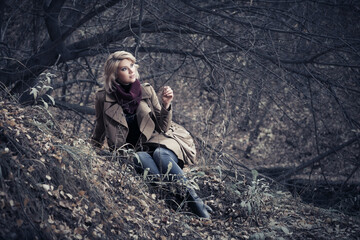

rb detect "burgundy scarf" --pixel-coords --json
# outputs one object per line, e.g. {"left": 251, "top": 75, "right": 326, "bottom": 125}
{"left": 114, "top": 79, "right": 142, "bottom": 115}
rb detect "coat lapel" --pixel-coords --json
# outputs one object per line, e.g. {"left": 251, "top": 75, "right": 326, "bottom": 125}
{"left": 104, "top": 93, "right": 128, "bottom": 127}
{"left": 137, "top": 85, "right": 155, "bottom": 140}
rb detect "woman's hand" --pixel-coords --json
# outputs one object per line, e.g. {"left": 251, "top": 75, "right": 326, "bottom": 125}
{"left": 161, "top": 86, "right": 173, "bottom": 110}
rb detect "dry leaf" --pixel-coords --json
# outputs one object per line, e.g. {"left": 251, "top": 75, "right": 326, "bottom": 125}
{"left": 66, "top": 193, "right": 73, "bottom": 199}
{"left": 27, "top": 166, "right": 35, "bottom": 173}
{"left": 48, "top": 215, "right": 55, "bottom": 224}
{"left": 78, "top": 190, "right": 86, "bottom": 197}
{"left": 16, "top": 219, "right": 23, "bottom": 227}
{"left": 23, "top": 197, "right": 29, "bottom": 207}
{"left": 7, "top": 120, "right": 16, "bottom": 127}
{"left": 74, "top": 234, "right": 83, "bottom": 240}
{"left": 39, "top": 184, "right": 50, "bottom": 191}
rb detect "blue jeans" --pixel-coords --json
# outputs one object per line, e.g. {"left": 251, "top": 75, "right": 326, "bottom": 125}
{"left": 135, "top": 147, "right": 185, "bottom": 181}
{"left": 136, "top": 147, "right": 212, "bottom": 218}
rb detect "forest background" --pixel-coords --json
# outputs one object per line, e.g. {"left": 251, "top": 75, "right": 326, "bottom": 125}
{"left": 0, "top": 0, "right": 359, "bottom": 239}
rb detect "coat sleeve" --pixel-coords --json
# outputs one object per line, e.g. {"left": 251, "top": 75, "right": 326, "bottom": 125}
{"left": 148, "top": 85, "right": 172, "bottom": 133}
{"left": 91, "top": 91, "right": 106, "bottom": 148}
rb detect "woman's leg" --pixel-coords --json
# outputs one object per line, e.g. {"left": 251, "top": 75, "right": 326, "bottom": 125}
{"left": 152, "top": 147, "right": 185, "bottom": 182}
{"left": 135, "top": 151, "right": 160, "bottom": 175}
{"left": 152, "top": 147, "right": 211, "bottom": 218}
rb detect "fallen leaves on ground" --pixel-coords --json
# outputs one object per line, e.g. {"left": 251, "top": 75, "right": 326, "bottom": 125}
{"left": 0, "top": 99, "right": 359, "bottom": 239}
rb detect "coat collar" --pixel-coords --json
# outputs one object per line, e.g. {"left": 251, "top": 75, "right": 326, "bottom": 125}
{"left": 103, "top": 84, "right": 154, "bottom": 138}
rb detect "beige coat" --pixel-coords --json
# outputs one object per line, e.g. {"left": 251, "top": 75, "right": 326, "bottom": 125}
{"left": 91, "top": 83, "right": 187, "bottom": 165}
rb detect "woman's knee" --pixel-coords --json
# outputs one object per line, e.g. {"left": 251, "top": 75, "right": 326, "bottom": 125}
{"left": 134, "top": 152, "right": 150, "bottom": 166}
{"left": 153, "top": 147, "right": 183, "bottom": 176}
{"left": 135, "top": 151, "right": 160, "bottom": 175}
{"left": 153, "top": 148, "right": 178, "bottom": 164}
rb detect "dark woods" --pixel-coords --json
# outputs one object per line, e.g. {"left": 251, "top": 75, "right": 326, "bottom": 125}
{"left": 1, "top": 0, "right": 359, "bottom": 212}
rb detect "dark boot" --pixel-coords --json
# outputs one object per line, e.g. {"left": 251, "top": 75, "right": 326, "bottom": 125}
{"left": 186, "top": 188, "right": 212, "bottom": 219}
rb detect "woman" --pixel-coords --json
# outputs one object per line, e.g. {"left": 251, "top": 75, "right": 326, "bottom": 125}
{"left": 91, "top": 51, "right": 211, "bottom": 218}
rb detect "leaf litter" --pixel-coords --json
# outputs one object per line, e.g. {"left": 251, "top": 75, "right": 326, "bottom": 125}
{"left": 0, "top": 98, "right": 359, "bottom": 239}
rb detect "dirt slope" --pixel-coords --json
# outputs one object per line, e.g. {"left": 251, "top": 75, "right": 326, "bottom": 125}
{"left": 0, "top": 98, "right": 359, "bottom": 239}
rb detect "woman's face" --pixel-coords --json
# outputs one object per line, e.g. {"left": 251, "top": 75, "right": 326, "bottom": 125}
{"left": 116, "top": 59, "right": 136, "bottom": 85}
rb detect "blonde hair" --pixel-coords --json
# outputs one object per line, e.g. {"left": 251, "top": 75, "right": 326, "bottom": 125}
{"left": 103, "top": 51, "right": 139, "bottom": 93}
